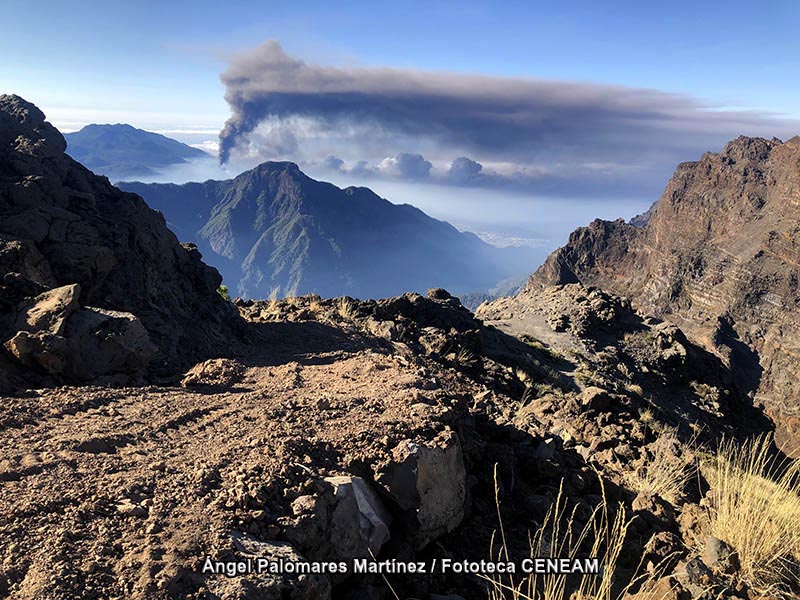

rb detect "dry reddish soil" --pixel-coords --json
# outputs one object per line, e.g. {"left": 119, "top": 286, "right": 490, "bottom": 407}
{"left": 0, "top": 318, "right": 483, "bottom": 599}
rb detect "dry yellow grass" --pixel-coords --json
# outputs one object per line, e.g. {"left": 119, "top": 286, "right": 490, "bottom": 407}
{"left": 337, "top": 296, "right": 358, "bottom": 321}
{"left": 638, "top": 408, "right": 654, "bottom": 426}
{"left": 625, "top": 431, "right": 696, "bottom": 505}
{"left": 701, "top": 435, "right": 800, "bottom": 598}
{"left": 485, "top": 468, "right": 636, "bottom": 600}
{"left": 456, "top": 347, "right": 477, "bottom": 366}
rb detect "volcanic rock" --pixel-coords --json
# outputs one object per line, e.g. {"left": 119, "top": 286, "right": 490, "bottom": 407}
{"left": 702, "top": 536, "right": 740, "bottom": 574}
{"left": 376, "top": 430, "right": 467, "bottom": 548}
{"left": 0, "top": 94, "right": 240, "bottom": 383}
{"left": 529, "top": 135, "right": 800, "bottom": 452}
{"left": 61, "top": 307, "right": 156, "bottom": 379}
{"left": 12, "top": 283, "right": 79, "bottom": 335}
{"left": 323, "top": 476, "right": 392, "bottom": 562}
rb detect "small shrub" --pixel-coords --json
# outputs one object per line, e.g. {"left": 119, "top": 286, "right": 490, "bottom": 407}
{"left": 217, "top": 284, "right": 231, "bottom": 301}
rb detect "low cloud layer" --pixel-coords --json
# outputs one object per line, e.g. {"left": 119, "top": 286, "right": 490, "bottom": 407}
{"left": 315, "top": 152, "right": 629, "bottom": 197}
{"left": 447, "top": 157, "right": 483, "bottom": 183}
{"left": 219, "top": 40, "right": 798, "bottom": 197}
{"left": 379, "top": 153, "right": 432, "bottom": 179}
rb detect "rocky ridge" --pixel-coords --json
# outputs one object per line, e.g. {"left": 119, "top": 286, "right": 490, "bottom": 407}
{"left": 529, "top": 135, "right": 800, "bottom": 453}
{"left": 1, "top": 285, "right": 784, "bottom": 599}
{"left": 0, "top": 94, "right": 239, "bottom": 387}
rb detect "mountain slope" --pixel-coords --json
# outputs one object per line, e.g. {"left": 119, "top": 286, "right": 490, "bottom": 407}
{"left": 121, "top": 163, "right": 533, "bottom": 299}
{"left": 65, "top": 123, "right": 209, "bottom": 179}
{"left": 527, "top": 135, "right": 800, "bottom": 452}
{"left": 0, "top": 95, "right": 237, "bottom": 385}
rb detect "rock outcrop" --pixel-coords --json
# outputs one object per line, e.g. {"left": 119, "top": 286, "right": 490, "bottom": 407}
{"left": 376, "top": 431, "right": 467, "bottom": 548}
{"left": 0, "top": 95, "right": 239, "bottom": 384}
{"left": 530, "top": 135, "right": 800, "bottom": 452}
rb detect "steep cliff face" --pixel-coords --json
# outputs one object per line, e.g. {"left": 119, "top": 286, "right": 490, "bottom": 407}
{"left": 531, "top": 135, "right": 800, "bottom": 451}
{"left": 0, "top": 95, "right": 239, "bottom": 383}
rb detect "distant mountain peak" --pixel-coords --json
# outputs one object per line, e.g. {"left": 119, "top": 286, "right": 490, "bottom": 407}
{"left": 253, "top": 160, "right": 301, "bottom": 172}
{"left": 244, "top": 160, "right": 306, "bottom": 181}
{"left": 64, "top": 123, "right": 210, "bottom": 179}
{"left": 79, "top": 122, "right": 137, "bottom": 130}
{"left": 121, "top": 162, "right": 535, "bottom": 300}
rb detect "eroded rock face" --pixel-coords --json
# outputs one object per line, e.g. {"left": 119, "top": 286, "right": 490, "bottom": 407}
{"left": 322, "top": 476, "right": 392, "bottom": 562}
{"left": 530, "top": 135, "right": 800, "bottom": 452}
{"left": 376, "top": 430, "right": 467, "bottom": 548}
{"left": 0, "top": 95, "right": 240, "bottom": 383}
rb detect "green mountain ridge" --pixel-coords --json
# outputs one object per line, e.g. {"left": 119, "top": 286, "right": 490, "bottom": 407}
{"left": 121, "top": 162, "right": 536, "bottom": 299}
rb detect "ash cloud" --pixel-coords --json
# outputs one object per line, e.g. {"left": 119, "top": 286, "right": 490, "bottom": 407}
{"left": 219, "top": 40, "right": 798, "bottom": 196}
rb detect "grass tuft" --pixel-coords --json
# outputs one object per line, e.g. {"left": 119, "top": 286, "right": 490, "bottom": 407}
{"left": 625, "top": 431, "right": 696, "bottom": 505}
{"left": 485, "top": 467, "right": 635, "bottom": 600}
{"left": 337, "top": 297, "right": 358, "bottom": 321}
{"left": 701, "top": 434, "right": 800, "bottom": 598}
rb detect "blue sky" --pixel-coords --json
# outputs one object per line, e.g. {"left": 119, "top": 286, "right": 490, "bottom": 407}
{"left": 2, "top": 0, "right": 798, "bottom": 250}
{"left": 3, "top": 0, "right": 798, "bottom": 130}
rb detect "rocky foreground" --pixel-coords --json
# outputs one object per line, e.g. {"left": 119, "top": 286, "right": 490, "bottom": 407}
{"left": 1, "top": 95, "right": 799, "bottom": 600}
{"left": 0, "top": 287, "right": 785, "bottom": 599}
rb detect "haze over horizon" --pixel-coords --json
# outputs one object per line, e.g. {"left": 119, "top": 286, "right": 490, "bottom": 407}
{"left": 3, "top": 0, "right": 799, "bottom": 251}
